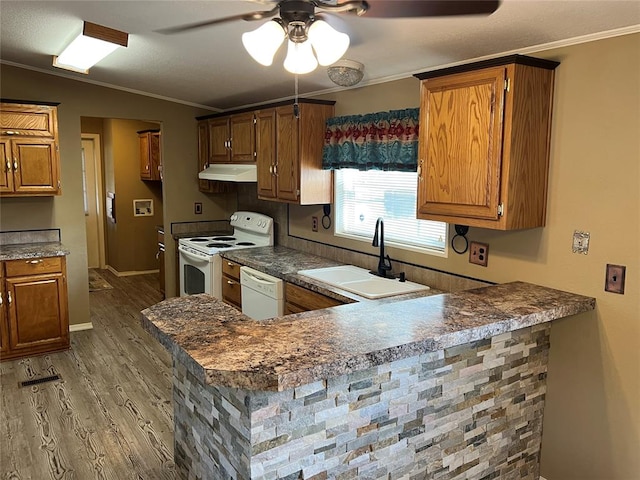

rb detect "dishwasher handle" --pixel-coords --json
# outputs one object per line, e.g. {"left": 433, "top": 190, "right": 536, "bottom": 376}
{"left": 242, "top": 269, "right": 278, "bottom": 285}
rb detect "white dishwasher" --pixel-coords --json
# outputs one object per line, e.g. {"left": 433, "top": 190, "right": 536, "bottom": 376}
{"left": 240, "top": 266, "right": 284, "bottom": 320}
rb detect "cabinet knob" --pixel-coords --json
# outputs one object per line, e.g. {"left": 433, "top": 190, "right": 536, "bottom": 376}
{"left": 27, "top": 259, "right": 43, "bottom": 264}
{"left": 7, "top": 292, "right": 11, "bottom": 304}
{"left": 226, "top": 280, "right": 235, "bottom": 285}
{"left": 0, "top": 292, "right": 3, "bottom": 306}
{"left": 5, "top": 160, "right": 10, "bottom": 172}
{"left": 13, "top": 160, "right": 18, "bottom": 171}
{"left": 227, "top": 262, "right": 233, "bottom": 266}
{"left": 3, "top": 130, "right": 18, "bottom": 135}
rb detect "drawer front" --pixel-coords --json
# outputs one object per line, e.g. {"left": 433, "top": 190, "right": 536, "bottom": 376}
{"left": 222, "top": 275, "right": 241, "bottom": 308}
{"left": 222, "top": 260, "right": 241, "bottom": 281}
{"left": 5, "top": 256, "right": 63, "bottom": 277}
{"left": 1, "top": 105, "right": 57, "bottom": 137}
{"left": 285, "top": 283, "right": 342, "bottom": 312}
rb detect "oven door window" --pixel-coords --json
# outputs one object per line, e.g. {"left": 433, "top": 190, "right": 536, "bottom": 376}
{"left": 184, "top": 264, "right": 206, "bottom": 295}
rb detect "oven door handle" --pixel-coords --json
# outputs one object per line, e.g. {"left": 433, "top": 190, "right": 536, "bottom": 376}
{"left": 178, "top": 245, "right": 211, "bottom": 263}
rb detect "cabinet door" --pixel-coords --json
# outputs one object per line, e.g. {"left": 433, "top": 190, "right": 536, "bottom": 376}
{"left": 197, "top": 120, "right": 212, "bottom": 192}
{"left": 255, "top": 109, "right": 277, "bottom": 199}
{"left": 229, "top": 113, "right": 255, "bottom": 163}
{"left": 6, "top": 273, "right": 68, "bottom": 354}
{"left": 11, "top": 137, "right": 60, "bottom": 194}
{"left": 417, "top": 67, "right": 505, "bottom": 221}
{"left": 139, "top": 132, "right": 152, "bottom": 179}
{"left": 150, "top": 132, "right": 162, "bottom": 181}
{"left": 275, "top": 106, "right": 300, "bottom": 202}
{"left": 0, "top": 277, "right": 8, "bottom": 355}
{"left": 208, "top": 118, "right": 230, "bottom": 163}
{"left": 0, "top": 138, "right": 14, "bottom": 193}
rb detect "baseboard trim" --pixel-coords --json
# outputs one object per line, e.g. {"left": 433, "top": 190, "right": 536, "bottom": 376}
{"left": 106, "top": 265, "right": 159, "bottom": 277}
{"left": 69, "top": 322, "right": 93, "bottom": 332}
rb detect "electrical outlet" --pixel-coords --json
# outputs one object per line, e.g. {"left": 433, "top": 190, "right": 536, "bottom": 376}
{"left": 194, "top": 202, "right": 202, "bottom": 214}
{"left": 605, "top": 264, "right": 626, "bottom": 294}
{"left": 572, "top": 230, "right": 590, "bottom": 254}
{"left": 312, "top": 216, "right": 318, "bottom": 232}
{"left": 469, "top": 241, "right": 489, "bottom": 267}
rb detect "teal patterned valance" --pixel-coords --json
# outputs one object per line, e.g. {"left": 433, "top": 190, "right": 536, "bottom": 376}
{"left": 322, "top": 108, "right": 420, "bottom": 172}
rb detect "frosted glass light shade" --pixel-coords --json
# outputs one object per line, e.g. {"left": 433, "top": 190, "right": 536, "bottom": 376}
{"left": 283, "top": 40, "right": 318, "bottom": 74}
{"left": 242, "top": 20, "right": 286, "bottom": 66}
{"left": 53, "top": 35, "right": 120, "bottom": 73}
{"left": 308, "top": 20, "right": 350, "bottom": 66}
{"left": 53, "top": 21, "right": 128, "bottom": 74}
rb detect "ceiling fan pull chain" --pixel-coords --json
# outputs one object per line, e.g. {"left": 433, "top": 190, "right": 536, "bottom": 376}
{"left": 294, "top": 73, "right": 300, "bottom": 119}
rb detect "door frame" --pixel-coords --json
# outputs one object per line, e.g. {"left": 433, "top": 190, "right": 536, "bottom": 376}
{"left": 81, "top": 134, "right": 106, "bottom": 269}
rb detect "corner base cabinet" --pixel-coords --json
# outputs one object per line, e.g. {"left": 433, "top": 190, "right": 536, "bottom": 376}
{"left": 415, "top": 55, "right": 559, "bottom": 230}
{"left": 0, "top": 101, "right": 62, "bottom": 196}
{"left": 0, "top": 256, "right": 69, "bottom": 361}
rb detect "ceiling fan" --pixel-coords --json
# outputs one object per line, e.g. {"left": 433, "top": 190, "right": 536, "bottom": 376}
{"left": 159, "top": 0, "right": 501, "bottom": 74}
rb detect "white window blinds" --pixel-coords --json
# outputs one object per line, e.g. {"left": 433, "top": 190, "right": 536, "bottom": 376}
{"left": 335, "top": 169, "right": 447, "bottom": 254}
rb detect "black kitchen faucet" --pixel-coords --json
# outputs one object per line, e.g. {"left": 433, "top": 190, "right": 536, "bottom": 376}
{"left": 371, "top": 217, "right": 393, "bottom": 278}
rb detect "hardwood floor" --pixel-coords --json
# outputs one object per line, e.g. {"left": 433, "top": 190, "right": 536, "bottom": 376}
{"left": 0, "top": 270, "right": 175, "bottom": 480}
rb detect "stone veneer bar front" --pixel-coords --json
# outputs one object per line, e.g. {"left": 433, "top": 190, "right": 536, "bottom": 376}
{"left": 142, "top": 281, "right": 595, "bottom": 480}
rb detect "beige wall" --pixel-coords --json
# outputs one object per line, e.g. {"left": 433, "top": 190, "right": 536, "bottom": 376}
{"left": 286, "top": 34, "right": 638, "bottom": 479}
{"left": 0, "top": 65, "right": 236, "bottom": 326}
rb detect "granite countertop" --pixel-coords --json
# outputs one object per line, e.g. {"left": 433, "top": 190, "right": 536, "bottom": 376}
{"left": 0, "top": 242, "right": 70, "bottom": 261}
{"left": 221, "top": 245, "right": 443, "bottom": 304}
{"left": 142, "top": 280, "right": 595, "bottom": 392}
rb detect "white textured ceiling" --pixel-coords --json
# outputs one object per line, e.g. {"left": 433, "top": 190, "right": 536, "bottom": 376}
{"left": 1, "top": 0, "right": 639, "bottom": 112}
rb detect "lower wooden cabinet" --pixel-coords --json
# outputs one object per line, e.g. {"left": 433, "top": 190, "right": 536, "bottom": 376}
{"left": 221, "top": 259, "right": 241, "bottom": 309}
{"left": 0, "top": 256, "right": 69, "bottom": 361}
{"left": 284, "top": 282, "right": 343, "bottom": 314}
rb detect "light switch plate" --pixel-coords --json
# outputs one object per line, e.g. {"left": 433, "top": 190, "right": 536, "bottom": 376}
{"left": 605, "top": 264, "right": 626, "bottom": 294}
{"left": 572, "top": 230, "right": 590, "bottom": 254}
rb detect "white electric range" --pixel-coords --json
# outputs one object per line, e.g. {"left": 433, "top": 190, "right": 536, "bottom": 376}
{"left": 178, "top": 211, "right": 274, "bottom": 298}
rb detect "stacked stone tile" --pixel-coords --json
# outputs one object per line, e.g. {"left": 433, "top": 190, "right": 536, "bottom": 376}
{"left": 173, "top": 324, "right": 549, "bottom": 479}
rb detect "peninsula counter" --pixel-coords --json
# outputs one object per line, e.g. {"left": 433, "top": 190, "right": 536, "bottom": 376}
{"left": 142, "top": 280, "right": 594, "bottom": 480}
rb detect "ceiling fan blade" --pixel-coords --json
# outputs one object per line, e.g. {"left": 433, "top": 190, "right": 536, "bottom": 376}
{"left": 359, "top": 0, "right": 501, "bottom": 17}
{"left": 156, "top": 6, "right": 280, "bottom": 34}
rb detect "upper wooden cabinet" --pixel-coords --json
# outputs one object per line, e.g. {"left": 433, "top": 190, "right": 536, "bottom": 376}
{"left": 257, "top": 102, "right": 334, "bottom": 205}
{"left": 138, "top": 129, "right": 161, "bottom": 181}
{"left": 196, "top": 99, "right": 334, "bottom": 203}
{"left": 415, "top": 55, "right": 559, "bottom": 230}
{"left": 0, "top": 102, "right": 61, "bottom": 196}
{"left": 208, "top": 113, "right": 255, "bottom": 164}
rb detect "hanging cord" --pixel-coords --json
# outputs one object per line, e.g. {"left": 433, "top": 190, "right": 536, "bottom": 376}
{"left": 294, "top": 73, "right": 300, "bottom": 118}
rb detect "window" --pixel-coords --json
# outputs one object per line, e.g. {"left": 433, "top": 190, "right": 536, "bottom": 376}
{"left": 335, "top": 169, "right": 447, "bottom": 255}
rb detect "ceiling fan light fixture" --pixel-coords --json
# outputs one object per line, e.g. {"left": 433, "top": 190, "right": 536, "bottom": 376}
{"left": 327, "top": 59, "right": 365, "bottom": 87}
{"left": 308, "top": 20, "right": 350, "bottom": 66}
{"left": 284, "top": 39, "right": 318, "bottom": 74}
{"left": 242, "top": 19, "right": 286, "bottom": 66}
{"left": 53, "top": 21, "right": 128, "bottom": 74}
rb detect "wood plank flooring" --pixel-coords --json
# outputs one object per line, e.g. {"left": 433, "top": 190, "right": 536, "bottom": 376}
{"left": 1, "top": 270, "right": 175, "bottom": 480}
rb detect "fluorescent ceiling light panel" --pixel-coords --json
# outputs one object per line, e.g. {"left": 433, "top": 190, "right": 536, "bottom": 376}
{"left": 53, "top": 21, "right": 128, "bottom": 74}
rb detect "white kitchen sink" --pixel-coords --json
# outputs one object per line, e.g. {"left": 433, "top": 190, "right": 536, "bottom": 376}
{"left": 297, "top": 265, "right": 429, "bottom": 299}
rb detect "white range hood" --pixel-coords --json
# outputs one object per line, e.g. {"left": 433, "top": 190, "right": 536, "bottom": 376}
{"left": 198, "top": 164, "right": 257, "bottom": 182}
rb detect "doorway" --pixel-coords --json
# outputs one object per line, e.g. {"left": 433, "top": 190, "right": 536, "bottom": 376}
{"left": 82, "top": 134, "right": 106, "bottom": 269}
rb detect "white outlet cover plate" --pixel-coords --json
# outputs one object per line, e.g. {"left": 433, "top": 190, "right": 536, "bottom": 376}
{"left": 572, "top": 230, "right": 590, "bottom": 254}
